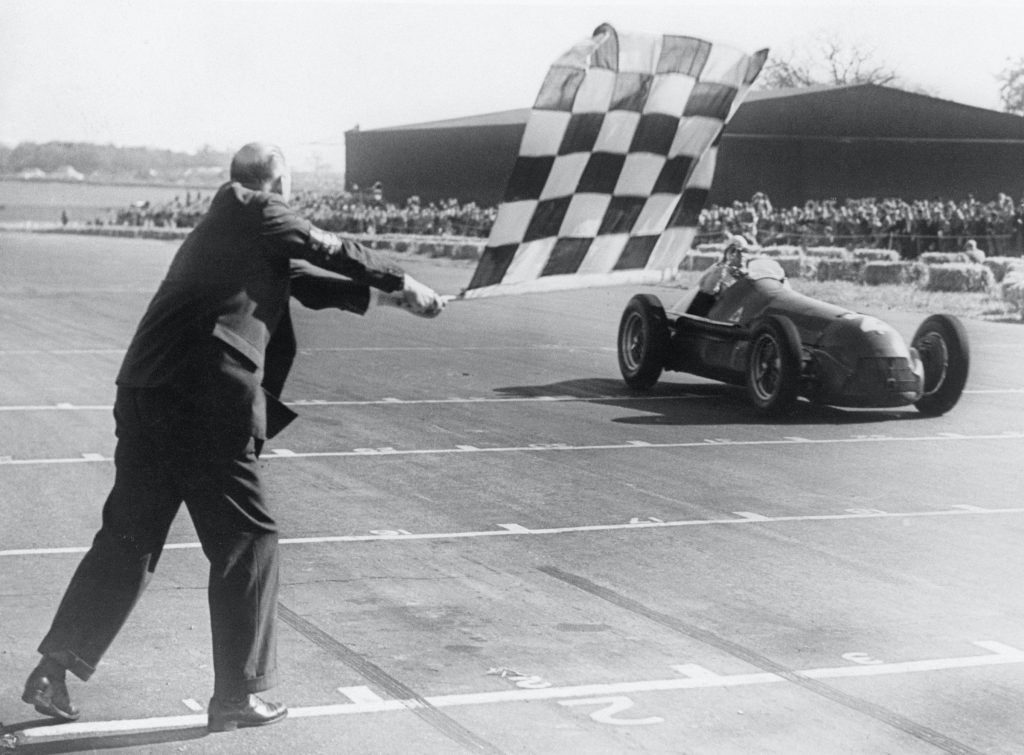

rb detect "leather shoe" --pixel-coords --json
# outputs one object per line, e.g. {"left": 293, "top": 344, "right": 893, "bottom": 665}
{"left": 207, "top": 694, "right": 287, "bottom": 732}
{"left": 22, "top": 663, "right": 80, "bottom": 721}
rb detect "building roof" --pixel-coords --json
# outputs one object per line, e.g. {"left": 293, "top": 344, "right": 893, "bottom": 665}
{"left": 726, "top": 83, "right": 1024, "bottom": 140}
{"left": 351, "top": 84, "right": 1024, "bottom": 142}
{"left": 363, "top": 108, "right": 532, "bottom": 132}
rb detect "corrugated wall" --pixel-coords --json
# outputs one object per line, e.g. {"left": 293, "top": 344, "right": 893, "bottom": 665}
{"left": 345, "top": 86, "right": 1024, "bottom": 208}
{"left": 345, "top": 125, "right": 522, "bottom": 206}
{"left": 712, "top": 137, "right": 1024, "bottom": 207}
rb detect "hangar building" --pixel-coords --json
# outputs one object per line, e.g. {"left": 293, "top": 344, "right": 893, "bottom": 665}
{"left": 343, "top": 84, "right": 1024, "bottom": 209}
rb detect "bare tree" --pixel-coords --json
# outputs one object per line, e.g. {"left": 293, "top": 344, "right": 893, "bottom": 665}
{"left": 759, "top": 32, "right": 901, "bottom": 90}
{"left": 997, "top": 57, "right": 1024, "bottom": 115}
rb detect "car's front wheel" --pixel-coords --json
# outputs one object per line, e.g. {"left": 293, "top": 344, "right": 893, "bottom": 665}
{"left": 617, "top": 294, "right": 669, "bottom": 390}
{"left": 745, "top": 315, "right": 802, "bottom": 415}
{"left": 912, "top": 314, "right": 969, "bottom": 416}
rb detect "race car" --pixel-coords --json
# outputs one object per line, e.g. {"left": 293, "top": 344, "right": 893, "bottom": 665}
{"left": 616, "top": 257, "right": 969, "bottom": 415}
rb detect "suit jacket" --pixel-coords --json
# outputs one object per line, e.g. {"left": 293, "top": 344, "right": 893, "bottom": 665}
{"left": 116, "top": 181, "right": 405, "bottom": 439}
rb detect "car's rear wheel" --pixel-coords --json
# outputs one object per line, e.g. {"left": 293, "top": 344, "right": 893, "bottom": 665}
{"left": 745, "top": 315, "right": 802, "bottom": 415}
{"left": 912, "top": 314, "right": 969, "bottom": 416}
{"left": 617, "top": 294, "right": 669, "bottom": 390}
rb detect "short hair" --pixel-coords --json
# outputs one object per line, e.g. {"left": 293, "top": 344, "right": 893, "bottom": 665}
{"left": 229, "top": 142, "right": 288, "bottom": 189}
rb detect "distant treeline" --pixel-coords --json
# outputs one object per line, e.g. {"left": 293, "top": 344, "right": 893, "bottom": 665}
{"left": 0, "top": 141, "right": 233, "bottom": 176}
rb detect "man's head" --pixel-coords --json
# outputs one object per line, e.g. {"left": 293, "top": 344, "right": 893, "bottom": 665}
{"left": 723, "top": 235, "right": 753, "bottom": 274}
{"left": 230, "top": 142, "right": 291, "bottom": 201}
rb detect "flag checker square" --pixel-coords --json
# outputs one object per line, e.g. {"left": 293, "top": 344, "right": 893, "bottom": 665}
{"left": 461, "top": 23, "right": 767, "bottom": 299}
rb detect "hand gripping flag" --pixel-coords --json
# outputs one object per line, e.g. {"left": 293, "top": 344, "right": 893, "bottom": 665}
{"left": 459, "top": 23, "right": 767, "bottom": 299}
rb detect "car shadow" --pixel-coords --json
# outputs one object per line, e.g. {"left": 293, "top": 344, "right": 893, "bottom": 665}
{"left": 493, "top": 377, "right": 926, "bottom": 427}
{"left": 1, "top": 718, "right": 208, "bottom": 753}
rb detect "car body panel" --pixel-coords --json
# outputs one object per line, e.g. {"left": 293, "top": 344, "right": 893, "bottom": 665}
{"left": 656, "top": 260, "right": 928, "bottom": 408}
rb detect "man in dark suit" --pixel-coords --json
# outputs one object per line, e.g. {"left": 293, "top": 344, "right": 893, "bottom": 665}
{"left": 21, "top": 143, "right": 445, "bottom": 732}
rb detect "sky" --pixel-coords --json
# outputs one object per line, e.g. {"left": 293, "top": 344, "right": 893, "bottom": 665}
{"left": 3, "top": 0, "right": 1024, "bottom": 172}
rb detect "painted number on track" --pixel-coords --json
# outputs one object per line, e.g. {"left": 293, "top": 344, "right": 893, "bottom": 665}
{"left": 558, "top": 696, "right": 664, "bottom": 726}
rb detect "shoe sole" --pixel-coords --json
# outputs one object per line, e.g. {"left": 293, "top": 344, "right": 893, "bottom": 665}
{"left": 208, "top": 709, "right": 288, "bottom": 733}
{"left": 22, "top": 690, "right": 81, "bottom": 721}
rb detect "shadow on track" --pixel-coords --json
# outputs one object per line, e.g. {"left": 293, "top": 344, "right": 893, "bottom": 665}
{"left": 494, "top": 377, "right": 927, "bottom": 427}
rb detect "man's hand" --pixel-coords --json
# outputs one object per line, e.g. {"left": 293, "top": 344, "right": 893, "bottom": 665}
{"left": 377, "top": 275, "right": 445, "bottom": 317}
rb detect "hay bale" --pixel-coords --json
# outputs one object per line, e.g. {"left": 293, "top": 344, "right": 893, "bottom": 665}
{"left": 861, "top": 261, "right": 928, "bottom": 287}
{"left": 983, "top": 256, "right": 1024, "bottom": 283}
{"left": 804, "top": 246, "right": 848, "bottom": 259}
{"left": 682, "top": 252, "right": 719, "bottom": 271}
{"left": 919, "top": 251, "right": 970, "bottom": 265}
{"left": 695, "top": 243, "right": 727, "bottom": 254}
{"left": 851, "top": 248, "right": 900, "bottom": 263}
{"left": 765, "top": 255, "right": 818, "bottom": 280}
{"left": 1001, "top": 269, "right": 1024, "bottom": 314}
{"left": 922, "top": 263, "right": 995, "bottom": 292}
{"left": 815, "top": 258, "right": 861, "bottom": 282}
{"left": 759, "top": 245, "right": 803, "bottom": 257}
{"left": 451, "top": 243, "right": 482, "bottom": 260}
{"left": 772, "top": 255, "right": 801, "bottom": 279}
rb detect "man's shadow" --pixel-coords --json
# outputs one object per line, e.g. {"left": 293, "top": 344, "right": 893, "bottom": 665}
{"left": 494, "top": 377, "right": 921, "bottom": 426}
{"left": 1, "top": 718, "right": 208, "bottom": 753}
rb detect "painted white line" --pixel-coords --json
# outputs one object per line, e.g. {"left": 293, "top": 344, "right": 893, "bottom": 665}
{"left": 4, "top": 504, "right": 1024, "bottom": 559}
{"left": 0, "top": 349, "right": 125, "bottom": 355}
{"left": 0, "top": 455, "right": 105, "bottom": 466}
{"left": 0, "top": 393, "right": 704, "bottom": 412}
{"left": 0, "top": 546, "right": 94, "bottom": 557}
{"left": 671, "top": 664, "right": 720, "bottom": 678}
{"left": 973, "top": 640, "right": 1024, "bottom": 656}
{"left": 16, "top": 641, "right": 1024, "bottom": 742}
{"left": 181, "top": 698, "right": 204, "bottom": 712}
{"left": 337, "top": 686, "right": 387, "bottom": 704}
{"left": 497, "top": 523, "right": 531, "bottom": 533}
{"left": 732, "top": 512, "right": 769, "bottom": 521}
{"left": 804, "top": 641, "right": 1024, "bottom": 679}
{"left": 293, "top": 345, "right": 616, "bottom": 354}
{"left": 1, "top": 386, "right": 1021, "bottom": 414}
{"left": 0, "top": 404, "right": 113, "bottom": 412}
{"left": 0, "top": 344, "right": 613, "bottom": 357}
{"left": 3, "top": 429, "right": 1023, "bottom": 467}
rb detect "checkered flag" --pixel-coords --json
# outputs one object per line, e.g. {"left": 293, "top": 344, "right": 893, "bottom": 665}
{"left": 460, "top": 23, "right": 767, "bottom": 299}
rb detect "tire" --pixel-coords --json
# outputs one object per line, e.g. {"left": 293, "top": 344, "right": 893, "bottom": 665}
{"left": 745, "top": 315, "right": 802, "bottom": 415}
{"left": 912, "top": 314, "right": 970, "bottom": 416}
{"left": 617, "top": 294, "right": 670, "bottom": 390}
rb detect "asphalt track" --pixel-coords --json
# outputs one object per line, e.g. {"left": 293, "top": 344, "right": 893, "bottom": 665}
{"left": 1, "top": 231, "right": 1023, "bottom": 754}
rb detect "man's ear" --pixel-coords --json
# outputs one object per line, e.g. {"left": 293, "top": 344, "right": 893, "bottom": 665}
{"left": 270, "top": 172, "right": 291, "bottom": 202}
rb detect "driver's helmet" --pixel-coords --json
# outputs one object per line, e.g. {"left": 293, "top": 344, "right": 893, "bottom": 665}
{"left": 722, "top": 235, "right": 754, "bottom": 277}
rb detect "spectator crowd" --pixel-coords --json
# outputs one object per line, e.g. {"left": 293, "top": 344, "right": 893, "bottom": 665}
{"left": 103, "top": 187, "right": 497, "bottom": 239}
{"left": 702, "top": 191, "right": 1024, "bottom": 257}
{"left": 102, "top": 187, "right": 1024, "bottom": 258}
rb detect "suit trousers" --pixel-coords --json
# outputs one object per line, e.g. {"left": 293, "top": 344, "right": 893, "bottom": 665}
{"left": 38, "top": 386, "right": 280, "bottom": 698}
